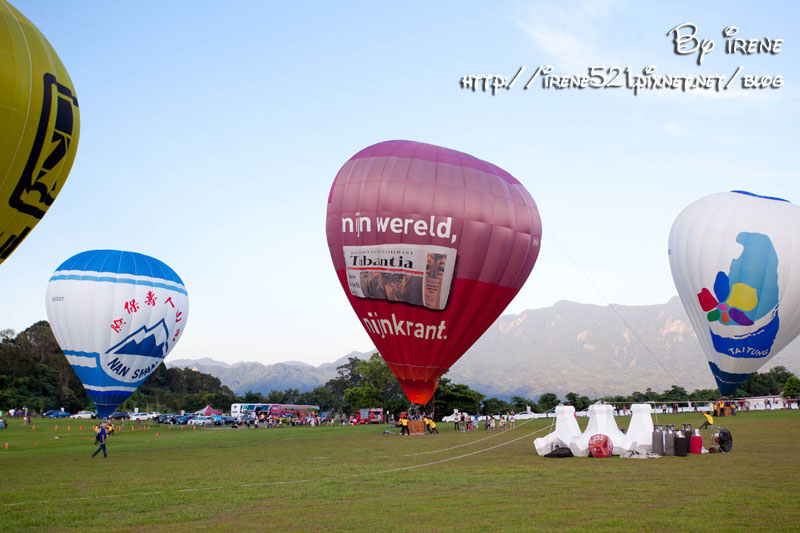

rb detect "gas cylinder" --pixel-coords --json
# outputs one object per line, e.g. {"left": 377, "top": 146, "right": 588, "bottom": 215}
{"left": 690, "top": 429, "right": 703, "bottom": 454}
{"left": 652, "top": 424, "right": 664, "bottom": 455}
{"left": 675, "top": 431, "right": 688, "bottom": 456}
{"left": 664, "top": 424, "right": 675, "bottom": 456}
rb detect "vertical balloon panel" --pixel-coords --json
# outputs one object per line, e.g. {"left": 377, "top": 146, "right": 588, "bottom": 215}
{"left": 668, "top": 191, "right": 800, "bottom": 395}
{"left": 327, "top": 140, "right": 541, "bottom": 404}
{"left": 46, "top": 250, "right": 188, "bottom": 417}
{"left": 0, "top": 1, "right": 79, "bottom": 264}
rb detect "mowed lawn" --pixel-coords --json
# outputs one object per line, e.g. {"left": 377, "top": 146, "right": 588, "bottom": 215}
{"left": 1, "top": 410, "right": 798, "bottom": 532}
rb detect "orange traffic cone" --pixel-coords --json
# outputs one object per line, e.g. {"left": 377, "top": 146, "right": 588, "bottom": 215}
{"left": 155, "top": 432, "right": 160, "bottom": 436}
{"left": 67, "top": 426, "right": 71, "bottom": 431}
{"left": 193, "top": 425, "right": 196, "bottom": 431}
{"left": 54, "top": 425, "right": 58, "bottom": 431}
{"left": 4, "top": 442, "right": 7, "bottom": 450}
{"left": 181, "top": 426, "right": 184, "bottom": 430}
{"left": 32, "top": 442, "right": 37, "bottom": 446}
{"left": 31, "top": 425, "right": 35, "bottom": 431}
{"left": 80, "top": 426, "right": 83, "bottom": 431}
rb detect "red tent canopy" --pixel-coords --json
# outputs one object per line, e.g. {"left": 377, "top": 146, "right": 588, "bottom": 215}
{"left": 193, "top": 405, "right": 222, "bottom": 416}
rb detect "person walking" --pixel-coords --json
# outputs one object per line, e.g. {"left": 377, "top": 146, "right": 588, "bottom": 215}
{"left": 92, "top": 422, "right": 108, "bottom": 458}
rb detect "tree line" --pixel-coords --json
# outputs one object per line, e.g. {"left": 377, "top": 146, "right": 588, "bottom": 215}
{"left": 1, "top": 321, "right": 797, "bottom": 418}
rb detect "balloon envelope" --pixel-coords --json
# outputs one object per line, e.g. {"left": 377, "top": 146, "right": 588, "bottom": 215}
{"left": 668, "top": 191, "right": 800, "bottom": 395}
{"left": 326, "top": 140, "right": 541, "bottom": 404}
{"left": 45, "top": 250, "right": 188, "bottom": 418}
{"left": 0, "top": 1, "right": 80, "bottom": 264}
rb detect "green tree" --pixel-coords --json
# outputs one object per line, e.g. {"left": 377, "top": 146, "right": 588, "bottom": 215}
{"left": 688, "top": 389, "right": 718, "bottom": 401}
{"left": 482, "top": 397, "right": 511, "bottom": 415}
{"left": 565, "top": 392, "right": 591, "bottom": 411}
{"left": 296, "top": 386, "right": 337, "bottom": 411}
{"left": 783, "top": 376, "right": 800, "bottom": 399}
{"left": 662, "top": 385, "right": 689, "bottom": 400}
{"left": 510, "top": 395, "right": 535, "bottom": 412}
{"left": 0, "top": 321, "right": 88, "bottom": 413}
{"left": 325, "top": 357, "right": 363, "bottom": 414}
{"left": 267, "top": 388, "right": 300, "bottom": 404}
{"left": 536, "top": 392, "right": 560, "bottom": 413}
{"left": 766, "top": 366, "right": 794, "bottom": 387}
{"left": 325, "top": 354, "right": 407, "bottom": 416}
{"left": 432, "top": 378, "right": 484, "bottom": 417}
{"left": 630, "top": 388, "right": 658, "bottom": 403}
{"left": 243, "top": 391, "right": 266, "bottom": 403}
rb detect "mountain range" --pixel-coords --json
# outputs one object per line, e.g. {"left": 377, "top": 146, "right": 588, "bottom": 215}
{"left": 167, "top": 297, "right": 800, "bottom": 399}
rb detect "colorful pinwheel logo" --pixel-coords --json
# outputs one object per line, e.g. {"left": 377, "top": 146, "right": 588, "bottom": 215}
{"left": 697, "top": 271, "right": 757, "bottom": 326}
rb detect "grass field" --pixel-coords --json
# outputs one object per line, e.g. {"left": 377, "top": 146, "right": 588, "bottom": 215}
{"left": 1, "top": 410, "right": 798, "bottom": 532}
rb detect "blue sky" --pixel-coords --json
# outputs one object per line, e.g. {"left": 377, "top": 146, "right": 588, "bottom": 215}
{"left": 2, "top": 1, "right": 798, "bottom": 366}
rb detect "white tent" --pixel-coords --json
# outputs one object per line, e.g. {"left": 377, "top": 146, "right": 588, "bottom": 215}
{"left": 534, "top": 405, "right": 582, "bottom": 456}
{"left": 618, "top": 403, "right": 655, "bottom": 454}
{"left": 568, "top": 403, "right": 627, "bottom": 457}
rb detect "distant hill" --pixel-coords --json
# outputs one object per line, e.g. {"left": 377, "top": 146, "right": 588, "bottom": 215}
{"left": 168, "top": 298, "right": 800, "bottom": 399}
{"left": 168, "top": 351, "right": 374, "bottom": 395}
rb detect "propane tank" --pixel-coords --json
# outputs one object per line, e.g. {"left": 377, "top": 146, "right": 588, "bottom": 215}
{"left": 652, "top": 424, "right": 664, "bottom": 455}
{"left": 675, "top": 430, "right": 688, "bottom": 456}
{"left": 690, "top": 428, "right": 703, "bottom": 454}
{"left": 664, "top": 424, "right": 675, "bottom": 456}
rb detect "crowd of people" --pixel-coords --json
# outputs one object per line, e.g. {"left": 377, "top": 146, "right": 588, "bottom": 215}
{"left": 238, "top": 413, "right": 327, "bottom": 428}
{"left": 448, "top": 411, "right": 517, "bottom": 432}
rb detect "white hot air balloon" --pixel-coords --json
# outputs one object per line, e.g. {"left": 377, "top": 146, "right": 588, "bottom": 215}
{"left": 668, "top": 191, "right": 800, "bottom": 395}
{"left": 45, "top": 250, "right": 189, "bottom": 417}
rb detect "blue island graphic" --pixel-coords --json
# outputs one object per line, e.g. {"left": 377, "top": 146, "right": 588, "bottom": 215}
{"left": 696, "top": 232, "right": 780, "bottom": 395}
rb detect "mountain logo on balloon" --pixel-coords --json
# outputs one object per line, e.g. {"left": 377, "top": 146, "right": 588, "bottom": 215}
{"left": 696, "top": 232, "right": 780, "bottom": 359}
{"left": 107, "top": 319, "right": 171, "bottom": 359}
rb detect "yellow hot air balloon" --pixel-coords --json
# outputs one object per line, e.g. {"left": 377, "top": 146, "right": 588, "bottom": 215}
{"left": 0, "top": 0, "right": 79, "bottom": 264}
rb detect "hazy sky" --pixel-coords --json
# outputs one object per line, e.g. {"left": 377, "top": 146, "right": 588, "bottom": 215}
{"left": 2, "top": 1, "right": 797, "bottom": 366}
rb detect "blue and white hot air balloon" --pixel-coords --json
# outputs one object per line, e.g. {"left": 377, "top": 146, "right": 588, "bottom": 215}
{"left": 668, "top": 191, "right": 800, "bottom": 395}
{"left": 45, "top": 250, "right": 189, "bottom": 418}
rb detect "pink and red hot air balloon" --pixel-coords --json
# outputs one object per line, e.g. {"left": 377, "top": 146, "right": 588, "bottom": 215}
{"left": 326, "top": 140, "right": 542, "bottom": 404}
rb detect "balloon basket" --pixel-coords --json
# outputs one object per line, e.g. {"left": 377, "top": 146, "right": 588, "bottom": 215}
{"left": 408, "top": 420, "right": 426, "bottom": 435}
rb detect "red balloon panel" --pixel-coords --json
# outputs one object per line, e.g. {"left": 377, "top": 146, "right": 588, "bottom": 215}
{"left": 327, "top": 140, "right": 542, "bottom": 404}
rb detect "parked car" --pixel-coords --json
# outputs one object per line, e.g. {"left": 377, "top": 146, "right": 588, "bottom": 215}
{"left": 46, "top": 411, "right": 71, "bottom": 418}
{"left": 42, "top": 410, "right": 61, "bottom": 418}
{"left": 107, "top": 412, "right": 129, "bottom": 420}
{"left": 188, "top": 415, "right": 213, "bottom": 426}
{"left": 158, "top": 413, "right": 179, "bottom": 424}
{"left": 128, "top": 412, "right": 152, "bottom": 422}
{"left": 70, "top": 410, "right": 97, "bottom": 419}
{"left": 221, "top": 415, "right": 235, "bottom": 426}
{"left": 174, "top": 414, "right": 194, "bottom": 425}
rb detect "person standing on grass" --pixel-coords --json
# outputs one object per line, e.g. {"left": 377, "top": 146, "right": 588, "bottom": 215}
{"left": 429, "top": 418, "right": 438, "bottom": 434}
{"left": 92, "top": 422, "right": 108, "bottom": 458}
{"left": 400, "top": 414, "right": 409, "bottom": 436}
